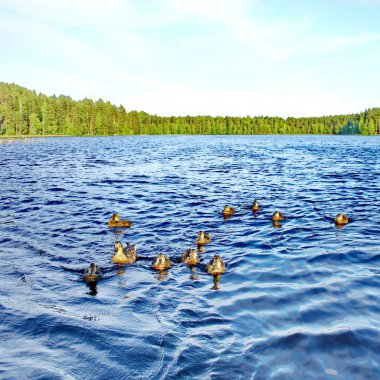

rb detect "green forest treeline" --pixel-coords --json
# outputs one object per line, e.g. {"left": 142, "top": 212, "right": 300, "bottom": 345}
{"left": 1, "top": 82, "right": 379, "bottom": 136}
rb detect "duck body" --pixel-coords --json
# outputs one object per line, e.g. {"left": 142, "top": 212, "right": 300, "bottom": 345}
{"left": 112, "top": 241, "right": 137, "bottom": 265}
{"left": 124, "top": 242, "right": 137, "bottom": 263}
{"left": 251, "top": 200, "right": 260, "bottom": 212}
{"left": 108, "top": 213, "right": 133, "bottom": 228}
{"left": 206, "top": 255, "right": 226, "bottom": 276}
{"left": 152, "top": 254, "right": 172, "bottom": 271}
{"left": 181, "top": 249, "right": 200, "bottom": 266}
{"left": 335, "top": 214, "right": 349, "bottom": 225}
{"left": 271, "top": 211, "right": 284, "bottom": 221}
{"left": 195, "top": 231, "right": 211, "bottom": 246}
{"left": 222, "top": 205, "right": 236, "bottom": 217}
{"left": 83, "top": 263, "right": 101, "bottom": 283}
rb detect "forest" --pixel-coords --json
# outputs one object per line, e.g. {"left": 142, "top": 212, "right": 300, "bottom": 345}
{"left": 0, "top": 82, "right": 379, "bottom": 136}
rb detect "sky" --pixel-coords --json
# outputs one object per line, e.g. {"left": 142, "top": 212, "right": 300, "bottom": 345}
{"left": 1, "top": 0, "right": 380, "bottom": 117}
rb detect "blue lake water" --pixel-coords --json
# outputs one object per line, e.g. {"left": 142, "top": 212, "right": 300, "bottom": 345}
{"left": 0, "top": 135, "right": 380, "bottom": 379}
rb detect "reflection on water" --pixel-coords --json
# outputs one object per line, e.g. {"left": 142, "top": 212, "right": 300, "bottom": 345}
{"left": 212, "top": 274, "right": 222, "bottom": 290}
{"left": 272, "top": 220, "right": 282, "bottom": 228}
{"left": 1, "top": 135, "right": 380, "bottom": 379}
{"left": 86, "top": 281, "right": 98, "bottom": 296}
{"left": 154, "top": 270, "right": 169, "bottom": 281}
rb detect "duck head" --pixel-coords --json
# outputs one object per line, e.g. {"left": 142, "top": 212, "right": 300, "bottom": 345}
{"left": 111, "top": 213, "right": 120, "bottom": 222}
{"left": 114, "top": 241, "right": 124, "bottom": 254}
{"left": 84, "top": 262, "right": 100, "bottom": 283}
{"left": 87, "top": 263, "right": 98, "bottom": 275}
{"left": 197, "top": 230, "right": 205, "bottom": 240}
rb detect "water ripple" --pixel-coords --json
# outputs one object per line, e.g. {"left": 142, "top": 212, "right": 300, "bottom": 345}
{"left": 0, "top": 135, "right": 379, "bottom": 379}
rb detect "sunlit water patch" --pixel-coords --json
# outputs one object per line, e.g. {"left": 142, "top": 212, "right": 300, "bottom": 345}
{"left": 0, "top": 135, "right": 380, "bottom": 379}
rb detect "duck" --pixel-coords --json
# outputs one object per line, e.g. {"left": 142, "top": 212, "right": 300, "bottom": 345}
{"left": 107, "top": 213, "right": 133, "bottom": 228}
{"left": 152, "top": 254, "right": 172, "bottom": 271}
{"left": 251, "top": 200, "right": 260, "bottom": 212}
{"left": 206, "top": 255, "right": 226, "bottom": 276}
{"left": 222, "top": 205, "right": 236, "bottom": 217}
{"left": 271, "top": 211, "right": 284, "bottom": 221}
{"left": 335, "top": 214, "right": 349, "bottom": 226}
{"left": 83, "top": 263, "right": 101, "bottom": 283}
{"left": 195, "top": 231, "right": 211, "bottom": 246}
{"left": 112, "top": 241, "right": 137, "bottom": 265}
{"left": 181, "top": 249, "right": 200, "bottom": 266}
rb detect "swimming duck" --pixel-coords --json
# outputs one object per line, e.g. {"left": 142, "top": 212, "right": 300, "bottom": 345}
{"left": 271, "top": 211, "right": 284, "bottom": 221}
{"left": 107, "top": 213, "right": 133, "bottom": 228}
{"left": 112, "top": 241, "right": 137, "bottom": 265}
{"left": 181, "top": 249, "right": 200, "bottom": 266}
{"left": 83, "top": 263, "right": 101, "bottom": 283}
{"left": 152, "top": 254, "right": 172, "bottom": 271}
{"left": 335, "top": 214, "right": 349, "bottom": 226}
{"left": 222, "top": 205, "right": 236, "bottom": 217}
{"left": 195, "top": 231, "right": 211, "bottom": 246}
{"left": 206, "top": 255, "right": 226, "bottom": 276}
{"left": 251, "top": 200, "right": 260, "bottom": 212}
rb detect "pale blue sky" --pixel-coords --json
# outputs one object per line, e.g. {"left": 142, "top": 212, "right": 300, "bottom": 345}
{"left": 1, "top": 0, "right": 379, "bottom": 117}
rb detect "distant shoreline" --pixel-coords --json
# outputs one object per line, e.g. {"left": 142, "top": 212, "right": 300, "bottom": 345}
{"left": 1, "top": 133, "right": 374, "bottom": 139}
{"left": 1, "top": 83, "right": 379, "bottom": 136}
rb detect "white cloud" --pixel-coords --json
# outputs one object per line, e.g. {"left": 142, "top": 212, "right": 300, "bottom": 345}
{"left": 1, "top": 0, "right": 379, "bottom": 117}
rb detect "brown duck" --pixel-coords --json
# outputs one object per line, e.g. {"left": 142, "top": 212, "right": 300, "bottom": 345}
{"left": 206, "top": 255, "right": 226, "bottom": 276}
{"left": 195, "top": 231, "right": 211, "bottom": 246}
{"left": 108, "top": 213, "right": 133, "bottom": 228}
{"left": 152, "top": 254, "right": 172, "bottom": 271}
{"left": 112, "top": 241, "right": 137, "bottom": 265}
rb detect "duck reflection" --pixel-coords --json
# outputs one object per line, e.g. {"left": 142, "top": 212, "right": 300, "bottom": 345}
{"left": 86, "top": 281, "right": 98, "bottom": 296}
{"left": 155, "top": 270, "right": 169, "bottom": 281}
{"left": 212, "top": 274, "right": 221, "bottom": 290}
{"left": 197, "top": 245, "right": 205, "bottom": 253}
{"left": 187, "top": 265, "right": 199, "bottom": 280}
{"left": 272, "top": 220, "right": 282, "bottom": 228}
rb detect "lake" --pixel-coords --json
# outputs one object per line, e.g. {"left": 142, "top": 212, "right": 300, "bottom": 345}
{"left": 0, "top": 135, "right": 380, "bottom": 379}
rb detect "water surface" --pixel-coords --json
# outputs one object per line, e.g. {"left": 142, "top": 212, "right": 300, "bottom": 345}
{"left": 0, "top": 135, "right": 380, "bottom": 379}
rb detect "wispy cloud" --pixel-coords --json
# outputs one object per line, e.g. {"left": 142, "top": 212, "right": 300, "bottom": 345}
{"left": 0, "top": 0, "right": 379, "bottom": 116}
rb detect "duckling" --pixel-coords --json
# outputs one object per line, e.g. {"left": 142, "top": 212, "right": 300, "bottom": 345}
{"left": 181, "top": 249, "right": 200, "bottom": 266}
{"left": 107, "top": 213, "right": 133, "bottom": 228}
{"left": 112, "top": 241, "right": 137, "bottom": 265}
{"left": 152, "top": 254, "right": 172, "bottom": 271}
{"left": 335, "top": 214, "right": 349, "bottom": 226}
{"left": 271, "top": 211, "right": 284, "bottom": 221}
{"left": 83, "top": 263, "right": 101, "bottom": 283}
{"left": 222, "top": 205, "right": 236, "bottom": 217}
{"left": 206, "top": 255, "right": 226, "bottom": 276}
{"left": 251, "top": 200, "right": 260, "bottom": 212}
{"left": 195, "top": 231, "right": 211, "bottom": 246}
